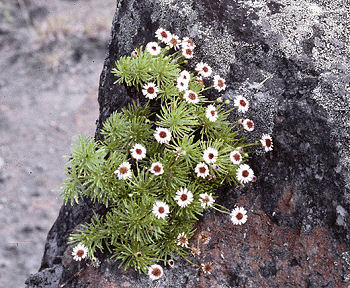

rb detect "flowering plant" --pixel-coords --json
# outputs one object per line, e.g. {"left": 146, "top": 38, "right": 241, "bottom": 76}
{"left": 61, "top": 28, "right": 273, "bottom": 278}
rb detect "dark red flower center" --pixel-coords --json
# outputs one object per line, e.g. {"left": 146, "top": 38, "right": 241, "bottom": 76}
{"left": 152, "top": 46, "right": 157, "bottom": 51}
{"left": 203, "top": 263, "right": 212, "bottom": 273}
{"left": 76, "top": 250, "right": 84, "bottom": 257}
{"left": 186, "top": 39, "right": 194, "bottom": 46}
{"left": 236, "top": 212, "right": 243, "bottom": 220}
{"left": 208, "top": 153, "right": 214, "bottom": 159}
{"left": 180, "top": 194, "right": 188, "bottom": 201}
{"left": 161, "top": 31, "right": 168, "bottom": 38}
{"left": 152, "top": 268, "right": 162, "bottom": 277}
{"left": 158, "top": 206, "right": 165, "bottom": 214}
{"left": 169, "top": 260, "right": 174, "bottom": 266}
{"left": 203, "top": 66, "right": 208, "bottom": 72}
{"left": 147, "top": 87, "right": 155, "bottom": 94}
{"left": 239, "top": 99, "right": 246, "bottom": 107}
{"left": 218, "top": 79, "right": 224, "bottom": 87}
{"left": 136, "top": 252, "right": 142, "bottom": 258}
{"left": 234, "top": 153, "right": 240, "bottom": 161}
{"left": 203, "top": 196, "right": 209, "bottom": 203}
{"left": 265, "top": 139, "right": 271, "bottom": 147}
{"left": 247, "top": 121, "right": 253, "bottom": 128}
{"left": 242, "top": 170, "right": 249, "bottom": 177}
{"left": 159, "top": 131, "right": 167, "bottom": 138}
{"left": 186, "top": 48, "right": 193, "bottom": 55}
{"left": 153, "top": 165, "right": 161, "bottom": 173}
{"left": 189, "top": 93, "right": 196, "bottom": 100}
{"left": 136, "top": 148, "right": 142, "bottom": 155}
{"left": 199, "top": 166, "right": 206, "bottom": 174}
{"left": 210, "top": 110, "right": 216, "bottom": 116}
{"left": 119, "top": 166, "right": 128, "bottom": 174}
{"left": 179, "top": 236, "right": 187, "bottom": 243}
{"left": 170, "top": 38, "right": 177, "bottom": 46}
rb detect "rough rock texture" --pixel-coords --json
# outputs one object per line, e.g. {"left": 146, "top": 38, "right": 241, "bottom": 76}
{"left": 26, "top": 0, "right": 350, "bottom": 287}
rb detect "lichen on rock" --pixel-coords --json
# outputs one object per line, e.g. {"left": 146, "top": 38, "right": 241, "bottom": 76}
{"left": 26, "top": 0, "right": 350, "bottom": 287}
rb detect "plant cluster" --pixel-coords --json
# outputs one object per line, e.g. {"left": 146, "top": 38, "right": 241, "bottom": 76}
{"left": 62, "top": 28, "right": 273, "bottom": 278}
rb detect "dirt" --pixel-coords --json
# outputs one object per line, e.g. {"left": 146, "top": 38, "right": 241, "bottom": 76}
{"left": 0, "top": 0, "right": 115, "bottom": 286}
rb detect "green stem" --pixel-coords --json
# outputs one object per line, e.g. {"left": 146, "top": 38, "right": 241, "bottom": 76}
{"left": 257, "top": 74, "right": 274, "bottom": 87}
{"left": 181, "top": 255, "right": 200, "bottom": 268}
{"left": 200, "top": 85, "right": 214, "bottom": 93}
{"left": 212, "top": 206, "right": 231, "bottom": 215}
{"left": 243, "top": 140, "right": 260, "bottom": 148}
{"left": 214, "top": 203, "right": 231, "bottom": 212}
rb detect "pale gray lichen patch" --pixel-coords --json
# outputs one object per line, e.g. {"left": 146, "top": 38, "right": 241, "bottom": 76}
{"left": 149, "top": 0, "right": 349, "bottom": 188}
{"left": 246, "top": 0, "right": 350, "bottom": 189}
{"left": 225, "top": 78, "right": 279, "bottom": 152}
{"left": 151, "top": 0, "right": 198, "bottom": 27}
{"left": 116, "top": 0, "right": 141, "bottom": 54}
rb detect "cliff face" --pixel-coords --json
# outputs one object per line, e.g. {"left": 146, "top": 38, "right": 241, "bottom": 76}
{"left": 26, "top": 0, "right": 350, "bottom": 287}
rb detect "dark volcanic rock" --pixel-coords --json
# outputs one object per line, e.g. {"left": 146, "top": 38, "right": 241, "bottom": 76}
{"left": 26, "top": 0, "right": 350, "bottom": 287}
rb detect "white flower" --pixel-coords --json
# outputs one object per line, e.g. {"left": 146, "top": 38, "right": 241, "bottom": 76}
{"left": 155, "top": 28, "right": 171, "bottom": 44}
{"left": 213, "top": 75, "right": 226, "bottom": 91}
{"left": 177, "top": 232, "right": 189, "bottom": 247}
{"left": 182, "top": 37, "right": 196, "bottom": 49}
{"left": 199, "top": 193, "right": 215, "bottom": 208}
{"left": 146, "top": 42, "right": 161, "bottom": 56}
{"left": 260, "top": 134, "right": 273, "bottom": 152}
{"left": 230, "top": 207, "right": 248, "bottom": 225}
{"left": 148, "top": 264, "right": 164, "bottom": 281}
{"left": 195, "top": 162, "right": 209, "bottom": 178}
{"left": 205, "top": 105, "right": 218, "bottom": 122}
{"left": 203, "top": 147, "right": 218, "bottom": 164}
{"left": 236, "top": 164, "right": 254, "bottom": 184}
{"left": 242, "top": 119, "right": 254, "bottom": 131}
{"left": 154, "top": 127, "right": 171, "bottom": 144}
{"left": 230, "top": 150, "right": 242, "bottom": 165}
{"left": 168, "top": 34, "right": 180, "bottom": 50}
{"left": 176, "top": 78, "right": 189, "bottom": 92}
{"left": 234, "top": 95, "right": 249, "bottom": 113}
{"left": 179, "top": 70, "right": 191, "bottom": 83}
{"left": 130, "top": 144, "right": 146, "bottom": 160}
{"left": 174, "top": 188, "right": 194, "bottom": 208}
{"left": 195, "top": 62, "right": 212, "bottom": 78}
{"left": 182, "top": 47, "right": 194, "bottom": 59}
{"left": 72, "top": 243, "right": 88, "bottom": 261}
{"left": 131, "top": 50, "right": 138, "bottom": 57}
{"left": 142, "top": 82, "right": 159, "bottom": 100}
{"left": 114, "top": 162, "right": 132, "bottom": 180}
{"left": 152, "top": 201, "right": 169, "bottom": 219}
{"left": 168, "top": 259, "right": 175, "bottom": 268}
{"left": 201, "top": 262, "right": 213, "bottom": 274}
{"left": 150, "top": 162, "right": 164, "bottom": 176}
{"left": 183, "top": 90, "right": 199, "bottom": 104}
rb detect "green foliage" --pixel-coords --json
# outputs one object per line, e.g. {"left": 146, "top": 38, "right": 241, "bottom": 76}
{"left": 61, "top": 32, "right": 261, "bottom": 274}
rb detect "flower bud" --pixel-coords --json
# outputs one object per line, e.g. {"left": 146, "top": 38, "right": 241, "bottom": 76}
{"left": 224, "top": 99, "right": 230, "bottom": 105}
{"left": 216, "top": 97, "right": 223, "bottom": 103}
{"left": 131, "top": 50, "right": 138, "bottom": 57}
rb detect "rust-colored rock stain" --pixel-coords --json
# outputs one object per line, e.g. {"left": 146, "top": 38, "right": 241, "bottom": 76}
{"left": 191, "top": 193, "right": 347, "bottom": 288}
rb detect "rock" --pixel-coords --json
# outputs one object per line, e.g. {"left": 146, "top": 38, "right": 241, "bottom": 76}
{"left": 26, "top": 0, "right": 350, "bottom": 287}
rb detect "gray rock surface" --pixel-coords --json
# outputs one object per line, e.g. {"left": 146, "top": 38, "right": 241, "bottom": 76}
{"left": 26, "top": 0, "right": 350, "bottom": 287}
